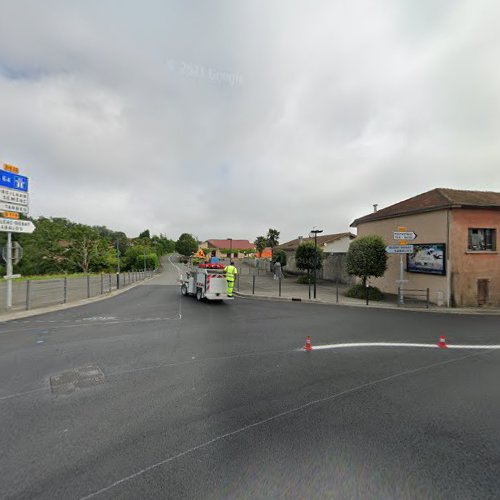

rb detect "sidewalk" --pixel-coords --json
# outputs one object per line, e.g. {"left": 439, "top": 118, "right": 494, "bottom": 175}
{"left": 235, "top": 264, "right": 500, "bottom": 316}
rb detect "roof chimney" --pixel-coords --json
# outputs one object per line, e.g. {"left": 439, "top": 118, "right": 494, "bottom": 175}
{"left": 373, "top": 204, "right": 378, "bottom": 212}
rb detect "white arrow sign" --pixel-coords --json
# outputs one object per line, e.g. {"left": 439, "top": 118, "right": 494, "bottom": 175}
{"left": 0, "top": 201, "right": 29, "bottom": 214}
{"left": 0, "top": 218, "right": 35, "bottom": 234}
{"left": 0, "top": 187, "right": 29, "bottom": 206}
{"left": 386, "top": 244, "right": 414, "bottom": 254}
{"left": 393, "top": 231, "right": 417, "bottom": 240}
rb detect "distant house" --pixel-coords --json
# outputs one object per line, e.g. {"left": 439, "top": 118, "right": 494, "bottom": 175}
{"left": 278, "top": 232, "right": 356, "bottom": 282}
{"left": 257, "top": 247, "right": 272, "bottom": 258}
{"left": 350, "top": 188, "right": 500, "bottom": 307}
{"left": 200, "top": 239, "right": 256, "bottom": 259}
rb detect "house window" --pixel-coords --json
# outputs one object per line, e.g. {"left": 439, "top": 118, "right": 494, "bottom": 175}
{"left": 468, "top": 228, "right": 497, "bottom": 251}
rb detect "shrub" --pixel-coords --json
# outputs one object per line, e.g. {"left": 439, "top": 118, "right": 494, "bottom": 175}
{"left": 345, "top": 284, "right": 384, "bottom": 301}
{"left": 296, "top": 274, "right": 316, "bottom": 284}
{"left": 272, "top": 249, "right": 287, "bottom": 266}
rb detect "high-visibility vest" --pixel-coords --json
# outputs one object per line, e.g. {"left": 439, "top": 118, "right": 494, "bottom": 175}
{"left": 224, "top": 265, "right": 237, "bottom": 280}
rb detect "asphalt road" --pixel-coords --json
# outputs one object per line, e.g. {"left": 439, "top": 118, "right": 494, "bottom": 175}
{"left": 2, "top": 259, "right": 500, "bottom": 499}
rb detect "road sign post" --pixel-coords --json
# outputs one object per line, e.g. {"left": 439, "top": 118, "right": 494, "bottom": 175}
{"left": 386, "top": 227, "right": 418, "bottom": 306}
{"left": 6, "top": 232, "right": 12, "bottom": 308}
{"left": 0, "top": 164, "right": 32, "bottom": 309}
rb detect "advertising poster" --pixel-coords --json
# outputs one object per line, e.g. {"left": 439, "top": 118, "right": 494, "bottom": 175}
{"left": 407, "top": 243, "right": 446, "bottom": 275}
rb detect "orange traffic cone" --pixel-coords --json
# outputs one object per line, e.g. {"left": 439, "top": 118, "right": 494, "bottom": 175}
{"left": 304, "top": 336, "right": 312, "bottom": 351}
{"left": 438, "top": 334, "right": 448, "bottom": 349}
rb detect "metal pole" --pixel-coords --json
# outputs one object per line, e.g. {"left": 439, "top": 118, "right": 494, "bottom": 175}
{"left": 108, "top": 273, "right": 112, "bottom": 292}
{"left": 87, "top": 275, "right": 90, "bottom": 298}
{"left": 252, "top": 275, "right": 255, "bottom": 294}
{"left": 64, "top": 277, "right": 68, "bottom": 303}
{"left": 279, "top": 277, "right": 282, "bottom": 297}
{"left": 25, "top": 279, "right": 31, "bottom": 310}
{"left": 100, "top": 273, "right": 104, "bottom": 295}
{"left": 314, "top": 232, "right": 317, "bottom": 299}
{"left": 6, "top": 231, "right": 12, "bottom": 309}
{"left": 116, "top": 240, "right": 121, "bottom": 274}
{"left": 308, "top": 273, "right": 311, "bottom": 299}
{"left": 117, "top": 272, "right": 120, "bottom": 289}
{"left": 399, "top": 254, "right": 404, "bottom": 305}
{"left": 365, "top": 284, "right": 369, "bottom": 305}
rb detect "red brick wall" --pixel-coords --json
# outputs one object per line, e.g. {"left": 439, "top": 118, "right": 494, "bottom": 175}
{"left": 451, "top": 209, "right": 500, "bottom": 307}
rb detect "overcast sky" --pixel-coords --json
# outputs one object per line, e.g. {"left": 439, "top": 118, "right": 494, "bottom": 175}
{"left": 1, "top": 0, "right": 499, "bottom": 243}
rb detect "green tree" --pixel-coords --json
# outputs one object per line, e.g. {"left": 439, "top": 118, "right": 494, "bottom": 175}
{"left": 272, "top": 249, "right": 287, "bottom": 266}
{"left": 295, "top": 241, "right": 324, "bottom": 277}
{"left": 175, "top": 233, "right": 198, "bottom": 256}
{"left": 346, "top": 235, "right": 388, "bottom": 287}
{"left": 135, "top": 253, "right": 159, "bottom": 270}
{"left": 65, "top": 224, "right": 103, "bottom": 273}
{"left": 266, "top": 228, "right": 280, "bottom": 254}
{"left": 139, "top": 229, "right": 151, "bottom": 239}
{"left": 254, "top": 236, "right": 267, "bottom": 255}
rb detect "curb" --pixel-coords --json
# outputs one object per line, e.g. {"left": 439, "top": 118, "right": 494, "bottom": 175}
{"left": 0, "top": 276, "right": 156, "bottom": 323}
{"left": 233, "top": 292, "right": 500, "bottom": 316}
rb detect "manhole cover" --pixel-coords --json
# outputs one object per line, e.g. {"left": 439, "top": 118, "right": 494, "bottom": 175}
{"left": 50, "top": 364, "right": 105, "bottom": 395}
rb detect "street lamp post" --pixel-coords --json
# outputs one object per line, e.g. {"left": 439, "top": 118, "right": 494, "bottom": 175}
{"left": 310, "top": 228, "right": 323, "bottom": 299}
{"left": 116, "top": 239, "right": 121, "bottom": 289}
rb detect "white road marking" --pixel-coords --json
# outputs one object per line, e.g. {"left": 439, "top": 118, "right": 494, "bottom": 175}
{"left": 79, "top": 350, "right": 485, "bottom": 500}
{"left": 0, "top": 387, "right": 47, "bottom": 401}
{"left": 304, "top": 342, "right": 500, "bottom": 351}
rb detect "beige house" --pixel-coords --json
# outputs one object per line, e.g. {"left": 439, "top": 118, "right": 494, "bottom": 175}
{"left": 351, "top": 188, "right": 500, "bottom": 307}
{"left": 278, "top": 232, "right": 356, "bottom": 282}
{"left": 199, "top": 239, "right": 255, "bottom": 259}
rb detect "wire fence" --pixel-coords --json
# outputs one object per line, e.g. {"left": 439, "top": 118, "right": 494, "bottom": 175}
{"left": 0, "top": 270, "right": 156, "bottom": 314}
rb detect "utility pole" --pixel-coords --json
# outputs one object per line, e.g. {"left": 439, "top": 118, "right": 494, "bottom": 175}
{"left": 143, "top": 246, "right": 146, "bottom": 273}
{"left": 310, "top": 228, "right": 323, "bottom": 299}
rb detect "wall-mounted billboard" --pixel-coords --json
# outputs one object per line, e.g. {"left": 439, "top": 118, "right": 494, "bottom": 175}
{"left": 407, "top": 243, "right": 446, "bottom": 276}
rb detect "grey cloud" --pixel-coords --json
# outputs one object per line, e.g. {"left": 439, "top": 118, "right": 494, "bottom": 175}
{"left": 0, "top": 0, "right": 499, "bottom": 241}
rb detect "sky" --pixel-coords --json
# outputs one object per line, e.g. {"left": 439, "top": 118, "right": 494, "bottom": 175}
{"left": 0, "top": 0, "right": 499, "bottom": 243}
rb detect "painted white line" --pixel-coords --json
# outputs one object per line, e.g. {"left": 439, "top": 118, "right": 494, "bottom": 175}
{"left": 79, "top": 350, "right": 484, "bottom": 500}
{"left": 0, "top": 387, "right": 47, "bottom": 401}
{"left": 305, "top": 342, "right": 500, "bottom": 351}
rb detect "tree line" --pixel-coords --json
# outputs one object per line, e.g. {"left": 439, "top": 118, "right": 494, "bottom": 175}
{"left": 0, "top": 217, "right": 176, "bottom": 276}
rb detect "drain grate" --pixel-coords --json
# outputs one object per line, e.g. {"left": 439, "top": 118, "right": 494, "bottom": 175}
{"left": 50, "top": 364, "right": 105, "bottom": 395}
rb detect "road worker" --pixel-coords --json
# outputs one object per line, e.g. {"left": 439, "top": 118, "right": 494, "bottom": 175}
{"left": 224, "top": 261, "right": 238, "bottom": 297}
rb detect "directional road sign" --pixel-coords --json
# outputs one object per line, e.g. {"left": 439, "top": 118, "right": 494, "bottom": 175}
{"left": 393, "top": 231, "right": 417, "bottom": 240}
{"left": 0, "top": 201, "right": 29, "bottom": 214}
{"left": 0, "top": 187, "right": 29, "bottom": 206}
{"left": 0, "top": 218, "right": 35, "bottom": 234}
{"left": 0, "top": 170, "right": 29, "bottom": 192}
{"left": 386, "top": 244, "right": 414, "bottom": 254}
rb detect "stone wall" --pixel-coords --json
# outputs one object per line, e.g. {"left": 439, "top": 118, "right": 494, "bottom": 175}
{"left": 283, "top": 250, "right": 353, "bottom": 284}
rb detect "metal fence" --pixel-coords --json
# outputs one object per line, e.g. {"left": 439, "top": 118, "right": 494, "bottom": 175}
{"left": 0, "top": 270, "right": 155, "bottom": 313}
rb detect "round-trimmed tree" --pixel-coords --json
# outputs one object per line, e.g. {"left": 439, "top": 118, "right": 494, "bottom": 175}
{"left": 346, "top": 235, "right": 388, "bottom": 286}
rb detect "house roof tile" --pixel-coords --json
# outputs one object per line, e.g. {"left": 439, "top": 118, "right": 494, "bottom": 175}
{"left": 350, "top": 188, "right": 500, "bottom": 227}
{"left": 205, "top": 239, "right": 255, "bottom": 250}
{"left": 277, "top": 232, "right": 355, "bottom": 251}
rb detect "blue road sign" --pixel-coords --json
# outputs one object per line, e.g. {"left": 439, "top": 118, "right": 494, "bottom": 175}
{"left": 0, "top": 170, "right": 29, "bottom": 192}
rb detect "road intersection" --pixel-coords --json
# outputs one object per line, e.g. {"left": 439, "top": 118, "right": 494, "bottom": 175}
{"left": 1, "top": 258, "right": 500, "bottom": 499}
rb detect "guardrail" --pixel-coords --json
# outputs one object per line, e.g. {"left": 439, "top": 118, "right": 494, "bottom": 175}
{"left": 398, "top": 287, "right": 430, "bottom": 308}
{"left": 0, "top": 270, "right": 156, "bottom": 314}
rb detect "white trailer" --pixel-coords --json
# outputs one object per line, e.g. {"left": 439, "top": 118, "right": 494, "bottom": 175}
{"left": 180, "top": 263, "right": 233, "bottom": 301}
